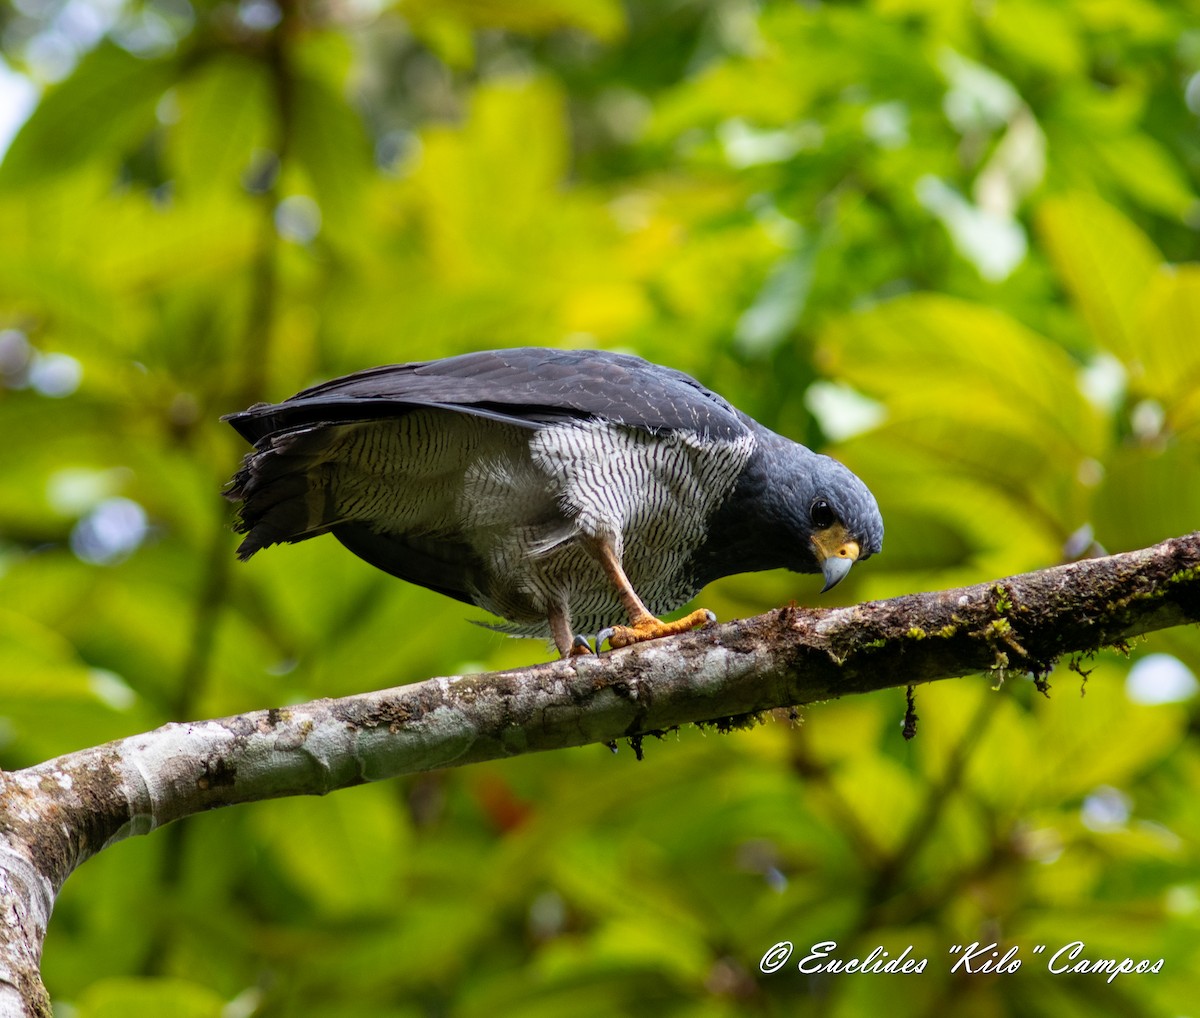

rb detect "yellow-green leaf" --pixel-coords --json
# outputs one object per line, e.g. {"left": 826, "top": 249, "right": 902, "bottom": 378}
{"left": 1036, "top": 192, "right": 1161, "bottom": 361}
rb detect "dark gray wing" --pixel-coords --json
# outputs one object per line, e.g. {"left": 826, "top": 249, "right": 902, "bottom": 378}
{"left": 331, "top": 523, "right": 484, "bottom": 608}
{"left": 223, "top": 347, "right": 749, "bottom": 444}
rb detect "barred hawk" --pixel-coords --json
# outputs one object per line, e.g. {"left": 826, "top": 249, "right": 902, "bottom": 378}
{"left": 224, "top": 348, "right": 883, "bottom": 656}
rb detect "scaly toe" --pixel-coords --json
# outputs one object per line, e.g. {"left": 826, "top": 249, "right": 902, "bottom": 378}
{"left": 601, "top": 608, "right": 716, "bottom": 649}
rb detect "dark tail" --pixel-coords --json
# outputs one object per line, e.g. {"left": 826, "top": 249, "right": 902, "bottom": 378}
{"left": 224, "top": 426, "right": 341, "bottom": 559}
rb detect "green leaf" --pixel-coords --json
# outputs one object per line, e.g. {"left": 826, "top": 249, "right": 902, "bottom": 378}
{"left": 1097, "top": 132, "right": 1198, "bottom": 219}
{"left": 412, "top": 78, "right": 570, "bottom": 278}
{"left": 734, "top": 242, "right": 816, "bottom": 356}
{"left": 984, "top": 0, "right": 1085, "bottom": 75}
{"left": 1030, "top": 659, "right": 1184, "bottom": 798}
{"left": 1135, "top": 266, "right": 1200, "bottom": 421}
{"left": 401, "top": 0, "right": 625, "bottom": 41}
{"left": 0, "top": 607, "right": 146, "bottom": 762}
{"left": 818, "top": 294, "right": 1105, "bottom": 543}
{"left": 290, "top": 71, "right": 374, "bottom": 231}
{"left": 1036, "top": 192, "right": 1161, "bottom": 361}
{"left": 0, "top": 213, "right": 127, "bottom": 343}
{"left": 827, "top": 755, "right": 922, "bottom": 854}
{"left": 86, "top": 190, "right": 259, "bottom": 294}
{"left": 75, "top": 977, "right": 225, "bottom": 1018}
{"left": 0, "top": 44, "right": 174, "bottom": 189}
{"left": 167, "top": 54, "right": 272, "bottom": 198}
{"left": 250, "top": 784, "right": 411, "bottom": 916}
{"left": 822, "top": 294, "right": 1100, "bottom": 454}
{"left": 1092, "top": 442, "right": 1200, "bottom": 554}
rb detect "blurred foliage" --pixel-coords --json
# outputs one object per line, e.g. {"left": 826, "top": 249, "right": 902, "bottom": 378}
{"left": 2, "top": 0, "right": 1200, "bottom": 1015}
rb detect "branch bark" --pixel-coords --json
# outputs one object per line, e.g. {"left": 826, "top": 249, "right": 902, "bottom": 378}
{"left": 2, "top": 532, "right": 1198, "bottom": 1015}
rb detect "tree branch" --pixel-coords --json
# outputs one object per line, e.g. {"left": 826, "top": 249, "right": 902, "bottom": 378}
{"left": 2, "top": 532, "right": 1198, "bottom": 1015}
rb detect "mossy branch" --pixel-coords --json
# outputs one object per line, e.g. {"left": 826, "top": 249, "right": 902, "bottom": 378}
{"left": 1, "top": 532, "right": 1199, "bottom": 1016}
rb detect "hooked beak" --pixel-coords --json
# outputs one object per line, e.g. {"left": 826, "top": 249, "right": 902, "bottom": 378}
{"left": 821, "top": 554, "right": 856, "bottom": 592}
{"left": 813, "top": 525, "right": 861, "bottom": 592}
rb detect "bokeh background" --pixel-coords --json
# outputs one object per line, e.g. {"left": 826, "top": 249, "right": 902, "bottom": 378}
{"left": 2, "top": 0, "right": 1200, "bottom": 1015}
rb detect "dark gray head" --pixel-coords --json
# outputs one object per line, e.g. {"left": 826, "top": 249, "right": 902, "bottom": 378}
{"left": 798, "top": 451, "right": 884, "bottom": 590}
{"left": 691, "top": 431, "right": 883, "bottom": 592}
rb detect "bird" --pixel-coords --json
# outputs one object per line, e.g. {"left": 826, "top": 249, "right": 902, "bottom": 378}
{"left": 223, "top": 347, "right": 883, "bottom": 657}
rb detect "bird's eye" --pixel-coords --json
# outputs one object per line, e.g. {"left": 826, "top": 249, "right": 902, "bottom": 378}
{"left": 810, "top": 498, "right": 835, "bottom": 529}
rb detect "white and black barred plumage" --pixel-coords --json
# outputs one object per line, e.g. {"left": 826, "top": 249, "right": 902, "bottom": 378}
{"left": 224, "top": 347, "right": 883, "bottom": 650}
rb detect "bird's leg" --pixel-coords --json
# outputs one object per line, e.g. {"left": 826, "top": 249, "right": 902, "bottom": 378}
{"left": 548, "top": 603, "right": 592, "bottom": 657}
{"left": 592, "top": 539, "right": 715, "bottom": 650}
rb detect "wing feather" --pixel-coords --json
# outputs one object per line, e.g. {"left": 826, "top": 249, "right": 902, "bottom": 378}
{"left": 223, "top": 348, "right": 749, "bottom": 444}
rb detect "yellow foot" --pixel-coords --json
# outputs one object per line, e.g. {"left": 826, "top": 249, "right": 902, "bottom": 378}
{"left": 600, "top": 609, "right": 716, "bottom": 650}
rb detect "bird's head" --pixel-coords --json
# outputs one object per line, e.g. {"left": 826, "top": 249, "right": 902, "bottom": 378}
{"left": 789, "top": 453, "right": 883, "bottom": 592}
